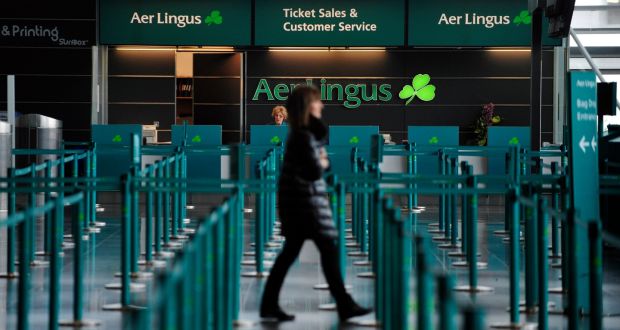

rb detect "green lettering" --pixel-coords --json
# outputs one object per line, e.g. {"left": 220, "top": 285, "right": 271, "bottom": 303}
{"left": 378, "top": 84, "right": 392, "bottom": 101}
{"left": 252, "top": 79, "right": 274, "bottom": 101}
{"left": 360, "top": 84, "right": 378, "bottom": 102}
{"left": 273, "top": 84, "right": 289, "bottom": 101}
{"left": 327, "top": 84, "right": 343, "bottom": 101}
{"left": 344, "top": 84, "right": 361, "bottom": 109}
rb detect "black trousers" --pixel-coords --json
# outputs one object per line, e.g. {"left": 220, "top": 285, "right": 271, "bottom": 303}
{"left": 260, "top": 235, "right": 351, "bottom": 310}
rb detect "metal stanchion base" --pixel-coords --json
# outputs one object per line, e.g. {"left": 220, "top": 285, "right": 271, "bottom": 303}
{"left": 241, "top": 260, "right": 274, "bottom": 267}
{"left": 314, "top": 283, "right": 353, "bottom": 290}
{"left": 346, "top": 242, "right": 359, "bottom": 248}
{"left": 345, "top": 218, "right": 352, "bottom": 223}
{"left": 551, "top": 263, "right": 562, "bottom": 269}
{"left": 493, "top": 230, "right": 509, "bottom": 236}
{"left": 347, "top": 319, "right": 381, "bottom": 327}
{"left": 233, "top": 320, "right": 256, "bottom": 328}
{"left": 265, "top": 242, "right": 281, "bottom": 248}
{"left": 137, "top": 260, "right": 167, "bottom": 268}
{"left": 427, "top": 229, "right": 443, "bottom": 234}
{"left": 490, "top": 322, "right": 534, "bottom": 329}
{"left": 186, "top": 205, "right": 196, "bottom": 210}
{"left": 345, "top": 228, "right": 352, "bottom": 233}
{"left": 183, "top": 218, "right": 191, "bottom": 224}
{"left": 548, "top": 287, "right": 565, "bottom": 294}
{"left": 152, "top": 251, "right": 175, "bottom": 259}
{"left": 549, "top": 254, "right": 562, "bottom": 259}
{"left": 30, "top": 260, "right": 49, "bottom": 267}
{"left": 348, "top": 251, "right": 368, "bottom": 257}
{"left": 101, "top": 303, "right": 145, "bottom": 312}
{"left": 432, "top": 236, "right": 451, "bottom": 242}
{"left": 96, "top": 207, "right": 105, "bottom": 213}
{"left": 170, "top": 234, "right": 188, "bottom": 240}
{"left": 502, "top": 237, "right": 525, "bottom": 243}
{"left": 437, "top": 243, "right": 460, "bottom": 250}
{"left": 512, "top": 302, "right": 556, "bottom": 314}
{"left": 244, "top": 251, "right": 276, "bottom": 258}
{"left": 447, "top": 251, "right": 467, "bottom": 258}
{"left": 93, "top": 221, "right": 106, "bottom": 227}
{"left": 345, "top": 234, "right": 354, "bottom": 240}
{"left": 353, "top": 260, "right": 371, "bottom": 266}
{"left": 357, "top": 272, "right": 375, "bottom": 278}
{"left": 180, "top": 228, "right": 195, "bottom": 234}
{"left": 104, "top": 282, "right": 146, "bottom": 292}
{"left": 451, "top": 261, "right": 487, "bottom": 269}
{"left": 84, "top": 227, "right": 101, "bottom": 234}
{"left": 0, "top": 272, "right": 19, "bottom": 279}
{"left": 58, "top": 319, "right": 101, "bottom": 327}
{"left": 453, "top": 285, "right": 493, "bottom": 293}
{"left": 318, "top": 303, "right": 336, "bottom": 311}
{"left": 241, "top": 271, "right": 269, "bottom": 278}
{"left": 163, "top": 242, "right": 183, "bottom": 249}
{"left": 243, "top": 208, "right": 252, "bottom": 213}
{"left": 63, "top": 241, "right": 76, "bottom": 249}
{"left": 428, "top": 222, "right": 439, "bottom": 228}
{"left": 114, "top": 271, "right": 153, "bottom": 279}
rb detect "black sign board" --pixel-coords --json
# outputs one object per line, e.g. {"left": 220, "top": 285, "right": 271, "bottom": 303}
{"left": 0, "top": 19, "right": 95, "bottom": 47}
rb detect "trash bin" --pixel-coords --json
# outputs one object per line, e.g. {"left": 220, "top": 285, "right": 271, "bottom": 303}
{"left": 0, "top": 120, "right": 10, "bottom": 213}
{"left": 15, "top": 114, "right": 62, "bottom": 173}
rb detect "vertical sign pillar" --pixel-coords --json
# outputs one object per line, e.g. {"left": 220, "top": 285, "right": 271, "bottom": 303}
{"left": 530, "top": 0, "right": 544, "bottom": 152}
{"left": 7, "top": 75, "right": 15, "bottom": 167}
{"left": 567, "top": 70, "right": 599, "bottom": 315}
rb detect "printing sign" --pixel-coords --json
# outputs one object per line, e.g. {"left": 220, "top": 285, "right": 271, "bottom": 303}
{"left": 0, "top": 19, "right": 94, "bottom": 47}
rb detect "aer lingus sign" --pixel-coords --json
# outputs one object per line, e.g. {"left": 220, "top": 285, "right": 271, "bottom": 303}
{"left": 408, "top": 0, "right": 561, "bottom": 47}
{"left": 99, "top": 0, "right": 250, "bottom": 45}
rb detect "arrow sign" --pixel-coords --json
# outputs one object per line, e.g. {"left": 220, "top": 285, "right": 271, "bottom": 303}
{"left": 591, "top": 136, "right": 597, "bottom": 152}
{"left": 579, "top": 136, "right": 590, "bottom": 153}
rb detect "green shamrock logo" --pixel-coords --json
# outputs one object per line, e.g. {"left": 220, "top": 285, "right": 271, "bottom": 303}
{"left": 428, "top": 136, "right": 439, "bottom": 145}
{"left": 191, "top": 135, "right": 202, "bottom": 143}
{"left": 508, "top": 137, "right": 520, "bottom": 145}
{"left": 112, "top": 134, "right": 122, "bottom": 143}
{"left": 205, "top": 10, "right": 223, "bottom": 26}
{"left": 349, "top": 136, "right": 360, "bottom": 144}
{"left": 270, "top": 135, "right": 281, "bottom": 144}
{"left": 399, "top": 74, "right": 436, "bottom": 105}
{"left": 514, "top": 10, "right": 532, "bottom": 25}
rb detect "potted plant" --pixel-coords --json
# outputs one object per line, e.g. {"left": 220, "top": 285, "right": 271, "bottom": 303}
{"left": 474, "top": 102, "right": 501, "bottom": 146}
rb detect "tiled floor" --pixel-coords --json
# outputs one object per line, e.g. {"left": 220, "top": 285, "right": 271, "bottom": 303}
{"left": 1, "top": 195, "right": 620, "bottom": 329}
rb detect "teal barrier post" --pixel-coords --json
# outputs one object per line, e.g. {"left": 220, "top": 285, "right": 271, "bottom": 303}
{"left": 437, "top": 273, "right": 457, "bottom": 330}
{"left": 436, "top": 149, "right": 446, "bottom": 235}
{"left": 1, "top": 168, "right": 17, "bottom": 278}
{"left": 589, "top": 221, "right": 602, "bottom": 330}
{"left": 411, "top": 143, "right": 419, "bottom": 231}
{"left": 49, "top": 197, "right": 62, "bottom": 330}
{"left": 406, "top": 143, "right": 413, "bottom": 213}
{"left": 567, "top": 208, "right": 579, "bottom": 330}
{"left": 524, "top": 188, "right": 539, "bottom": 313}
{"left": 29, "top": 163, "right": 36, "bottom": 265}
{"left": 351, "top": 148, "right": 359, "bottom": 247}
{"left": 510, "top": 187, "right": 521, "bottom": 325}
{"left": 171, "top": 152, "right": 180, "bottom": 239}
{"left": 179, "top": 149, "right": 187, "bottom": 232}
{"left": 163, "top": 160, "right": 171, "bottom": 247}
{"left": 152, "top": 162, "right": 163, "bottom": 257}
{"left": 537, "top": 198, "right": 548, "bottom": 330}
{"left": 360, "top": 160, "right": 368, "bottom": 254}
{"left": 90, "top": 142, "right": 100, "bottom": 228}
{"left": 373, "top": 190, "right": 384, "bottom": 325}
{"left": 416, "top": 235, "right": 432, "bottom": 330}
{"left": 17, "top": 200, "right": 32, "bottom": 330}
{"left": 454, "top": 161, "right": 469, "bottom": 259}
{"left": 43, "top": 159, "right": 52, "bottom": 255}
{"left": 84, "top": 151, "right": 92, "bottom": 231}
{"left": 130, "top": 135, "right": 141, "bottom": 277}
{"left": 464, "top": 305, "right": 485, "bottom": 330}
{"left": 145, "top": 166, "right": 154, "bottom": 264}
{"left": 550, "top": 162, "right": 560, "bottom": 259}
{"left": 337, "top": 182, "right": 347, "bottom": 277}
{"left": 467, "top": 166, "right": 479, "bottom": 291}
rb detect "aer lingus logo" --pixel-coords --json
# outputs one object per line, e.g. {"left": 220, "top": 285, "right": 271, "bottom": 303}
{"left": 349, "top": 136, "right": 360, "bottom": 144}
{"left": 205, "top": 10, "right": 223, "bottom": 26}
{"left": 191, "top": 135, "right": 202, "bottom": 143}
{"left": 112, "top": 134, "right": 122, "bottom": 143}
{"left": 399, "top": 74, "right": 436, "bottom": 105}
{"left": 508, "top": 137, "right": 520, "bottom": 145}
{"left": 270, "top": 135, "right": 281, "bottom": 144}
{"left": 513, "top": 10, "right": 532, "bottom": 25}
{"left": 428, "top": 136, "right": 439, "bottom": 145}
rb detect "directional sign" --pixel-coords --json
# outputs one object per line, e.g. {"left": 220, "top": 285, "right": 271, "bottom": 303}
{"left": 567, "top": 70, "right": 599, "bottom": 313}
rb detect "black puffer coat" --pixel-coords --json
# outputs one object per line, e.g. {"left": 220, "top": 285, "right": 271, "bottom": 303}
{"left": 277, "top": 117, "right": 337, "bottom": 239}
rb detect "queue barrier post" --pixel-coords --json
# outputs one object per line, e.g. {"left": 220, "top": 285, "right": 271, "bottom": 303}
{"left": 437, "top": 149, "right": 446, "bottom": 234}
{"left": 0, "top": 168, "right": 18, "bottom": 278}
{"left": 43, "top": 159, "right": 53, "bottom": 255}
{"left": 416, "top": 235, "right": 432, "bottom": 330}
{"left": 450, "top": 157, "right": 458, "bottom": 247}
{"left": 550, "top": 162, "right": 561, "bottom": 258}
{"left": 463, "top": 305, "right": 486, "bottom": 330}
{"left": 145, "top": 166, "right": 154, "bottom": 264}
{"left": 537, "top": 197, "right": 548, "bottom": 330}
{"left": 524, "top": 188, "right": 539, "bottom": 313}
{"left": 567, "top": 208, "right": 579, "bottom": 330}
{"left": 589, "top": 220, "right": 603, "bottom": 330}
{"left": 437, "top": 273, "right": 457, "bottom": 330}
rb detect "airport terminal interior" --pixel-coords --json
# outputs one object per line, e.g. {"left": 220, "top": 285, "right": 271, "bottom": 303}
{"left": 1, "top": 0, "right": 620, "bottom": 329}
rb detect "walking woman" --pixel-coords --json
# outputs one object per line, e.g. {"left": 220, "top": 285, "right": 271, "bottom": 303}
{"left": 260, "top": 86, "right": 371, "bottom": 322}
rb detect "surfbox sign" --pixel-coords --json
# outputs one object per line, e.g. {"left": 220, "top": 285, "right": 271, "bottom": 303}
{"left": 0, "top": 19, "right": 94, "bottom": 47}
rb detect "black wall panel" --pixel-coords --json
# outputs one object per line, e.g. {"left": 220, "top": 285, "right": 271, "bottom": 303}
{"left": 108, "top": 104, "right": 175, "bottom": 129}
{"left": 108, "top": 50, "right": 176, "bottom": 76}
{"left": 194, "top": 54, "right": 241, "bottom": 76}
{"left": 194, "top": 78, "right": 241, "bottom": 104}
{"left": 108, "top": 78, "right": 175, "bottom": 103}
{"left": 246, "top": 50, "right": 555, "bottom": 145}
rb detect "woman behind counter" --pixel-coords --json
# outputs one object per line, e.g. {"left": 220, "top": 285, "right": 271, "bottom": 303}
{"left": 260, "top": 86, "right": 371, "bottom": 322}
{"left": 271, "top": 105, "right": 288, "bottom": 126}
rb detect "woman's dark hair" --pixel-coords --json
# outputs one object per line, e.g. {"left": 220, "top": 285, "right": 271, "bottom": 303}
{"left": 286, "top": 85, "right": 321, "bottom": 130}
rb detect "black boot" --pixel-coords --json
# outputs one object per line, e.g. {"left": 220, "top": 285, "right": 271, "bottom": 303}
{"left": 337, "top": 300, "right": 372, "bottom": 321}
{"left": 260, "top": 306, "right": 296, "bottom": 322}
